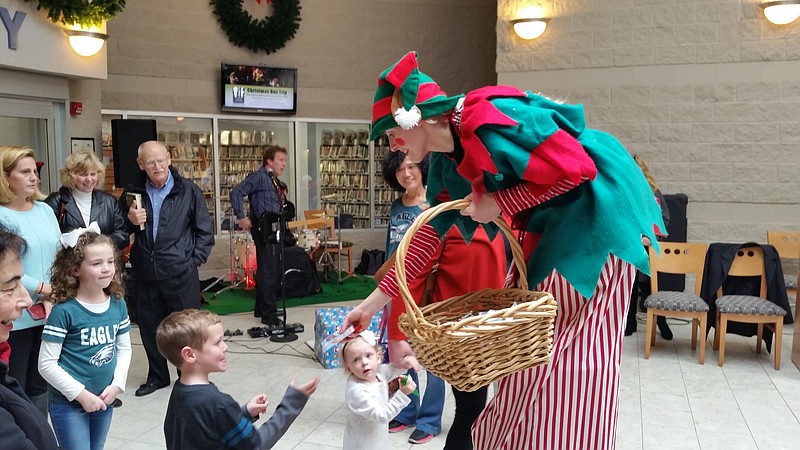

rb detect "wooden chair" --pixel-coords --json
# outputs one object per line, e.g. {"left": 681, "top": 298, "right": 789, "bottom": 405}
{"left": 298, "top": 210, "right": 353, "bottom": 274}
{"left": 766, "top": 230, "right": 799, "bottom": 305}
{"left": 713, "top": 246, "right": 787, "bottom": 369}
{"left": 303, "top": 209, "right": 333, "bottom": 221}
{"left": 644, "top": 243, "right": 710, "bottom": 364}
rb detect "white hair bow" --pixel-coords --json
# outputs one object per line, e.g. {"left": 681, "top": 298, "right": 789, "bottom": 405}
{"left": 358, "top": 329, "right": 377, "bottom": 347}
{"left": 60, "top": 222, "right": 101, "bottom": 248}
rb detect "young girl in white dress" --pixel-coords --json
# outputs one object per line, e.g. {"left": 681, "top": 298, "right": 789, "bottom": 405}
{"left": 341, "top": 330, "right": 416, "bottom": 450}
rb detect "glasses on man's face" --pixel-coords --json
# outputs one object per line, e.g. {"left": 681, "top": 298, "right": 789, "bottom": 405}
{"left": 143, "top": 158, "right": 168, "bottom": 168}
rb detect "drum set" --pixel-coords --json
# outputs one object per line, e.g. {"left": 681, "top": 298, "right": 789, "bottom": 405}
{"left": 203, "top": 221, "right": 257, "bottom": 298}
{"left": 289, "top": 193, "right": 356, "bottom": 284}
{"left": 294, "top": 219, "right": 337, "bottom": 281}
{"left": 296, "top": 228, "right": 320, "bottom": 252}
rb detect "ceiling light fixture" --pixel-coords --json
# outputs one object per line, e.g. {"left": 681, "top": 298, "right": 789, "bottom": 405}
{"left": 760, "top": 1, "right": 800, "bottom": 25}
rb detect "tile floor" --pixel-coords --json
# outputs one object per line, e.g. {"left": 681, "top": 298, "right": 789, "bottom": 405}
{"left": 104, "top": 300, "right": 800, "bottom": 450}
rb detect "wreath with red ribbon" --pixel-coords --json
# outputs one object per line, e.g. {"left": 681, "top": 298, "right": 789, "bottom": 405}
{"left": 211, "top": 0, "right": 302, "bottom": 54}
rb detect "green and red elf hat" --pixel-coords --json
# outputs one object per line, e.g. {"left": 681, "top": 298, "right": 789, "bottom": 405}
{"left": 370, "top": 51, "right": 463, "bottom": 140}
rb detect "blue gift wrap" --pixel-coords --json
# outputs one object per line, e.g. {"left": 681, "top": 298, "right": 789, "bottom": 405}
{"left": 314, "top": 306, "right": 384, "bottom": 369}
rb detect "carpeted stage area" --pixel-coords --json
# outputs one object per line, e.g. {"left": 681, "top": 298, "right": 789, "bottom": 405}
{"left": 201, "top": 272, "right": 376, "bottom": 316}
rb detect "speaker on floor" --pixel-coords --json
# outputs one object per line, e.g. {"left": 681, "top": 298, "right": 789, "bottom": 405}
{"left": 111, "top": 119, "right": 157, "bottom": 189}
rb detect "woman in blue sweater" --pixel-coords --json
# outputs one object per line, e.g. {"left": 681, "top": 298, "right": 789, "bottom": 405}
{"left": 0, "top": 146, "right": 61, "bottom": 415}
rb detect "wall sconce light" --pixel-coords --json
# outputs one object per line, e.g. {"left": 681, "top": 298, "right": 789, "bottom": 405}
{"left": 510, "top": 17, "right": 550, "bottom": 40}
{"left": 64, "top": 24, "right": 109, "bottom": 57}
{"left": 760, "top": 1, "right": 800, "bottom": 25}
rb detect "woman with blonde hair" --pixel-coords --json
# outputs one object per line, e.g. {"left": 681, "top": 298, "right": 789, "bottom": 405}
{"left": 44, "top": 150, "right": 129, "bottom": 250}
{"left": 0, "top": 145, "right": 61, "bottom": 415}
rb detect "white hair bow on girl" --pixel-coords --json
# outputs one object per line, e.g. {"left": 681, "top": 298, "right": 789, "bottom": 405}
{"left": 358, "top": 329, "right": 377, "bottom": 346}
{"left": 60, "top": 222, "right": 101, "bottom": 248}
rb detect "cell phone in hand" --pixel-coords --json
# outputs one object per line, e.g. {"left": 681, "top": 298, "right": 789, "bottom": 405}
{"left": 29, "top": 302, "right": 46, "bottom": 321}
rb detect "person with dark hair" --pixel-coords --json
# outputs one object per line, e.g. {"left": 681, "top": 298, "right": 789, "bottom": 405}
{"left": 343, "top": 51, "right": 664, "bottom": 449}
{"left": 0, "top": 227, "right": 59, "bottom": 450}
{"left": 229, "top": 145, "right": 290, "bottom": 327}
{"left": 119, "top": 140, "right": 214, "bottom": 397}
{"left": 380, "top": 150, "right": 508, "bottom": 449}
{"left": 0, "top": 145, "right": 61, "bottom": 416}
{"left": 380, "top": 151, "right": 444, "bottom": 444}
{"left": 44, "top": 150, "right": 130, "bottom": 250}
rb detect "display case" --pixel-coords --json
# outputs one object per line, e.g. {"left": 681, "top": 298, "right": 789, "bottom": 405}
{"left": 319, "top": 128, "right": 371, "bottom": 228}
{"left": 159, "top": 129, "right": 213, "bottom": 193}
{"left": 105, "top": 115, "right": 217, "bottom": 231}
{"left": 296, "top": 121, "right": 390, "bottom": 229}
{"left": 372, "top": 135, "right": 393, "bottom": 227}
{"left": 102, "top": 111, "right": 392, "bottom": 234}
{"left": 217, "top": 119, "right": 294, "bottom": 233}
{"left": 100, "top": 115, "right": 122, "bottom": 195}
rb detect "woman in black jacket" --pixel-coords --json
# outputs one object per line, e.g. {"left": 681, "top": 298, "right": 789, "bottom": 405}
{"left": 0, "top": 227, "right": 59, "bottom": 450}
{"left": 44, "top": 150, "right": 129, "bottom": 250}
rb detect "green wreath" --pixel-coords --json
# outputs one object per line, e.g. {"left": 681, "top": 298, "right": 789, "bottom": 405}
{"left": 211, "top": 0, "right": 301, "bottom": 54}
{"left": 24, "top": 0, "right": 126, "bottom": 27}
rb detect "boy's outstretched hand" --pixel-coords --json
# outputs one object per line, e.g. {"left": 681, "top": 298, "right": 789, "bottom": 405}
{"left": 246, "top": 394, "right": 269, "bottom": 418}
{"left": 291, "top": 376, "right": 320, "bottom": 398}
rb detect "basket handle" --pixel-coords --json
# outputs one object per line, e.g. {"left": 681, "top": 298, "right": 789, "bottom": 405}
{"left": 395, "top": 199, "right": 529, "bottom": 329}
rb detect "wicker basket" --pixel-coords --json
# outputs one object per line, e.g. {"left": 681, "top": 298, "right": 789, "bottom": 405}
{"left": 396, "top": 199, "right": 557, "bottom": 392}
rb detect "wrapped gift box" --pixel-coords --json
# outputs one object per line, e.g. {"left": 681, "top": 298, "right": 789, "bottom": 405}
{"left": 314, "top": 306, "right": 384, "bottom": 369}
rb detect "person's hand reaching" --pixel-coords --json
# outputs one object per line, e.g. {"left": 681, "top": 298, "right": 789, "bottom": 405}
{"left": 340, "top": 307, "right": 371, "bottom": 336}
{"left": 291, "top": 376, "right": 320, "bottom": 398}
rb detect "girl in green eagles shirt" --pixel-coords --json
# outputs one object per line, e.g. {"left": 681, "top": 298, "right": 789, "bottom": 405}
{"left": 38, "top": 230, "right": 131, "bottom": 450}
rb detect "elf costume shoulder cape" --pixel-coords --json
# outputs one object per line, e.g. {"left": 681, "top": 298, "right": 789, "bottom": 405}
{"left": 426, "top": 86, "right": 664, "bottom": 298}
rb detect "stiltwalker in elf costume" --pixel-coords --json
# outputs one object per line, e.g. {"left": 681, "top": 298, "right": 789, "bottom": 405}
{"left": 343, "top": 51, "right": 665, "bottom": 450}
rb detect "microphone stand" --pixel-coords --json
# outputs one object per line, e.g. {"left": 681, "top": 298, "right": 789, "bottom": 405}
{"left": 271, "top": 201, "right": 298, "bottom": 343}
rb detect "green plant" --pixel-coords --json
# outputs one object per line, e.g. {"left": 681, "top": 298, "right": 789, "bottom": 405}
{"left": 25, "top": 0, "right": 127, "bottom": 27}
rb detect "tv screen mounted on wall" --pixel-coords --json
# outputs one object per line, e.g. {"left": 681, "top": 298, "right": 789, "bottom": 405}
{"left": 221, "top": 63, "right": 297, "bottom": 115}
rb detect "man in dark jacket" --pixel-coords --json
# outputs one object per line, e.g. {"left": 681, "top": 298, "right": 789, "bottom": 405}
{"left": 120, "top": 140, "right": 215, "bottom": 397}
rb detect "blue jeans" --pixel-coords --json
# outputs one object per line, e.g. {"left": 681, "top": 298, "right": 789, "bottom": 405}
{"left": 394, "top": 370, "right": 445, "bottom": 435}
{"left": 49, "top": 400, "right": 114, "bottom": 450}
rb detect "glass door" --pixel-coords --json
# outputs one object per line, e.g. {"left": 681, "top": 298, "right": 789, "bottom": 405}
{"left": 0, "top": 97, "right": 63, "bottom": 194}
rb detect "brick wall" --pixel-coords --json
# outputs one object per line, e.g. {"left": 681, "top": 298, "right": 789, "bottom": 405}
{"left": 102, "top": 0, "right": 497, "bottom": 119}
{"left": 100, "top": 0, "right": 497, "bottom": 275}
{"left": 497, "top": 0, "right": 800, "bottom": 243}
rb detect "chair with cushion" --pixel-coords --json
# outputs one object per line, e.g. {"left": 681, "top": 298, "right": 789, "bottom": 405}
{"left": 766, "top": 230, "right": 799, "bottom": 305}
{"left": 644, "top": 242, "right": 710, "bottom": 364}
{"left": 713, "top": 246, "right": 787, "bottom": 369}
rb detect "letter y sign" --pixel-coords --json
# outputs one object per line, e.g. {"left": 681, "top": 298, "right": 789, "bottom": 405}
{"left": 1, "top": 7, "right": 26, "bottom": 50}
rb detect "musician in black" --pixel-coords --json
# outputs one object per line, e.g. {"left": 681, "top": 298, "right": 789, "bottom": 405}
{"left": 230, "top": 145, "right": 289, "bottom": 326}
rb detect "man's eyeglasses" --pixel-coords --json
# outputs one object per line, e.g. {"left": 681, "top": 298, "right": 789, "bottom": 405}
{"left": 143, "top": 158, "right": 168, "bottom": 168}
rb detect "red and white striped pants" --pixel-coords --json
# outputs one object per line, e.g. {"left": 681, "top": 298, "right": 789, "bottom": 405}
{"left": 472, "top": 255, "right": 635, "bottom": 450}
